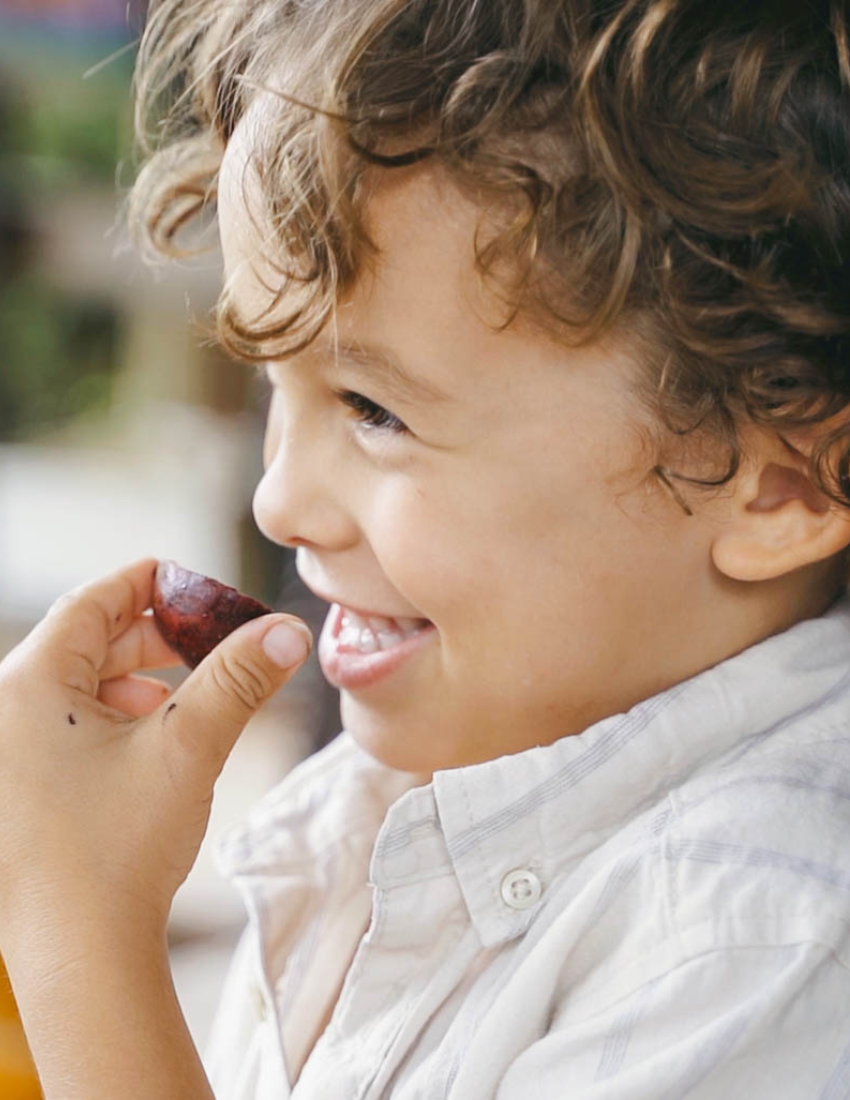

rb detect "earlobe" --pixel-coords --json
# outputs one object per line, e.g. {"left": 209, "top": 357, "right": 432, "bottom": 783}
{"left": 710, "top": 451, "right": 850, "bottom": 583}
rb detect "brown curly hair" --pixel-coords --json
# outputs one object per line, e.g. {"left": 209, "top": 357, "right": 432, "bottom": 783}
{"left": 129, "top": 0, "right": 850, "bottom": 519}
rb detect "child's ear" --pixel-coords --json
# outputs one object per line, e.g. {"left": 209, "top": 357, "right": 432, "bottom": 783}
{"left": 710, "top": 425, "right": 850, "bottom": 582}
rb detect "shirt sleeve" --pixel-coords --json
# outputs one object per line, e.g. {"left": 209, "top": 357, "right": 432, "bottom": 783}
{"left": 495, "top": 940, "right": 850, "bottom": 1099}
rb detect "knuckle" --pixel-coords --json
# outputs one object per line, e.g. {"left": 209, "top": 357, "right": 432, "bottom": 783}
{"left": 211, "top": 652, "right": 273, "bottom": 712}
{"left": 48, "top": 590, "right": 110, "bottom": 635}
{"left": 47, "top": 590, "right": 77, "bottom": 617}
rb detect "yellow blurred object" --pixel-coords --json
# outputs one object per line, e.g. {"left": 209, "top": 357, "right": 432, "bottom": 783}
{"left": 0, "top": 956, "right": 42, "bottom": 1099}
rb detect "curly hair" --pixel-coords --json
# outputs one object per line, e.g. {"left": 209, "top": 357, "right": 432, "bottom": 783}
{"left": 129, "top": 0, "right": 850, "bottom": 518}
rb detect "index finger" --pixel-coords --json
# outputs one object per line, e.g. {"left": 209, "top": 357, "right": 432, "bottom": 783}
{"left": 31, "top": 558, "right": 160, "bottom": 690}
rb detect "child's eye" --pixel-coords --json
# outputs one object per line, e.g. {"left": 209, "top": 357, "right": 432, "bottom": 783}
{"left": 335, "top": 390, "right": 411, "bottom": 435}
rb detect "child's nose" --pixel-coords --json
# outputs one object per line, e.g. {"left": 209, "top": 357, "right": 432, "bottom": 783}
{"left": 252, "top": 428, "right": 358, "bottom": 553}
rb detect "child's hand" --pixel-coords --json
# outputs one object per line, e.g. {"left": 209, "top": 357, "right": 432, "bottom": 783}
{"left": 0, "top": 557, "right": 313, "bottom": 945}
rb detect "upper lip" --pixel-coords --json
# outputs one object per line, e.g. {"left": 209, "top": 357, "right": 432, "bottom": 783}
{"left": 299, "top": 581, "right": 429, "bottom": 623}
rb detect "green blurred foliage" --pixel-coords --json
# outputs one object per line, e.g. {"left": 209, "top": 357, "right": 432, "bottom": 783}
{"left": 0, "top": 25, "right": 132, "bottom": 440}
{"left": 5, "top": 85, "right": 127, "bottom": 185}
{"left": 0, "top": 29, "right": 134, "bottom": 184}
{"left": 0, "top": 273, "right": 120, "bottom": 441}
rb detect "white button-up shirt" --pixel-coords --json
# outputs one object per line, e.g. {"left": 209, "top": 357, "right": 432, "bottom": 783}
{"left": 203, "top": 593, "right": 850, "bottom": 1098}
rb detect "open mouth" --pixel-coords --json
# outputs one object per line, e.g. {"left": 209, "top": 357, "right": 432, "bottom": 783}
{"left": 318, "top": 603, "right": 437, "bottom": 690}
{"left": 334, "top": 605, "right": 432, "bottom": 654}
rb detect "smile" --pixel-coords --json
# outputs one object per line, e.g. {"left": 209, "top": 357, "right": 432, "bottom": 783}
{"left": 318, "top": 603, "right": 436, "bottom": 690}
{"left": 337, "top": 606, "right": 430, "bottom": 653}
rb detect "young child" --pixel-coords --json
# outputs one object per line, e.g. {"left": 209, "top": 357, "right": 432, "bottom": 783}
{"left": 2, "top": 0, "right": 850, "bottom": 1096}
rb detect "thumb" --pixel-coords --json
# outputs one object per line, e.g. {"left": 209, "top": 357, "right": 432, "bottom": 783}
{"left": 161, "top": 614, "right": 313, "bottom": 771}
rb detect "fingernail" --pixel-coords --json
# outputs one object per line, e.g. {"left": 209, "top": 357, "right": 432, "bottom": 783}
{"left": 262, "top": 621, "right": 312, "bottom": 668}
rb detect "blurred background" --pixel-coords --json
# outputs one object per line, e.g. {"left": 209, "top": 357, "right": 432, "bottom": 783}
{"left": 0, "top": 3, "right": 342, "bottom": 1094}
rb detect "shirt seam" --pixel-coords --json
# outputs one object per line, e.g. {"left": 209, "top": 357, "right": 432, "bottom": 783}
{"left": 661, "top": 786, "right": 850, "bottom": 973}
{"left": 662, "top": 790, "right": 682, "bottom": 939}
{"left": 550, "top": 934, "right": 850, "bottom": 1034}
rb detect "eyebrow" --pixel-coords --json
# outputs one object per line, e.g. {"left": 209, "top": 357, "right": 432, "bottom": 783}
{"left": 310, "top": 339, "right": 452, "bottom": 407}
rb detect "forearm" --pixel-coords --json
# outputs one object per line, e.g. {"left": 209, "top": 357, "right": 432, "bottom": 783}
{"left": 1, "top": 904, "right": 214, "bottom": 1100}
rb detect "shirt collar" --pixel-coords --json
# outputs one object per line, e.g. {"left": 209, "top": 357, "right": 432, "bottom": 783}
{"left": 432, "top": 590, "right": 850, "bottom": 944}
{"left": 215, "top": 592, "right": 850, "bottom": 947}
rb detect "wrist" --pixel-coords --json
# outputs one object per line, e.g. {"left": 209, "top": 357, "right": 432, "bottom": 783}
{"left": 0, "top": 882, "right": 169, "bottom": 978}
{"left": 1, "top": 907, "right": 212, "bottom": 1100}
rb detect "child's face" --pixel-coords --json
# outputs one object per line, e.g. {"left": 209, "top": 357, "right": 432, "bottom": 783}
{"left": 218, "top": 115, "right": 729, "bottom": 774}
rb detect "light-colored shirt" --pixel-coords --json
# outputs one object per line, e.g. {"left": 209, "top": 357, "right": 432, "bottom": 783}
{"left": 203, "top": 593, "right": 850, "bottom": 1098}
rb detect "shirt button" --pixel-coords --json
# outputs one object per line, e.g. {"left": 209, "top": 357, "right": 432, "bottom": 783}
{"left": 500, "top": 868, "right": 542, "bottom": 910}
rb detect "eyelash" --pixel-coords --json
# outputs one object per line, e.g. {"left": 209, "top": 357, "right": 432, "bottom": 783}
{"left": 334, "top": 390, "right": 410, "bottom": 435}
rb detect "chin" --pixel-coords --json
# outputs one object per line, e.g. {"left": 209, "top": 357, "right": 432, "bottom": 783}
{"left": 341, "top": 697, "right": 444, "bottom": 774}
{"left": 348, "top": 724, "right": 437, "bottom": 775}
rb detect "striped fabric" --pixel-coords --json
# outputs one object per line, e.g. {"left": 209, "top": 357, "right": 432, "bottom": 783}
{"left": 205, "top": 592, "right": 850, "bottom": 1099}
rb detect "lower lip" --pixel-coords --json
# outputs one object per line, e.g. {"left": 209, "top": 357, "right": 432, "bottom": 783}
{"left": 318, "top": 603, "right": 436, "bottom": 690}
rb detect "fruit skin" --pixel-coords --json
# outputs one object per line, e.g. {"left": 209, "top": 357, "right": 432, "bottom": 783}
{"left": 152, "top": 560, "right": 274, "bottom": 669}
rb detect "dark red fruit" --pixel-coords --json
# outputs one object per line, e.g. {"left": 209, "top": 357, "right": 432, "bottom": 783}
{"left": 152, "top": 560, "right": 274, "bottom": 669}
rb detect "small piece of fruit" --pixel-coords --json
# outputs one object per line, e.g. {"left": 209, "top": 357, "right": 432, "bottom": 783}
{"left": 152, "top": 559, "right": 274, "bottom": 669}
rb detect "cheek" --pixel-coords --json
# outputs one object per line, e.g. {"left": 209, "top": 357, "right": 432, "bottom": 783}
{"left": 373, "top": 442, "right": 654, "bottom": 631}
{"left": 372, "top": 481, "right": 479, "bottom": 615}
{"left": 373, "top": 473, "right": 556, "bottom": 623}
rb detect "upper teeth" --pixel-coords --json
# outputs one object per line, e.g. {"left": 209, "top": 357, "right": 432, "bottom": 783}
{"left": 338, "top": 607, "right": 427, "bottom": 652}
